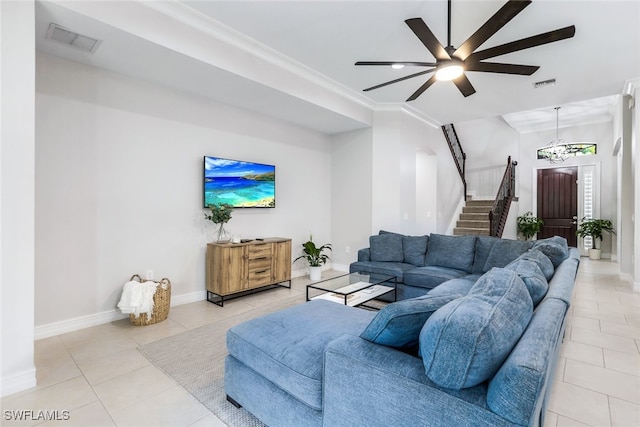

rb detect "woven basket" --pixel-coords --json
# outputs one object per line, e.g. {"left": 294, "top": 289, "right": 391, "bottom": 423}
{"left": 128, "top": 274, "right": 171, "bottom": 326}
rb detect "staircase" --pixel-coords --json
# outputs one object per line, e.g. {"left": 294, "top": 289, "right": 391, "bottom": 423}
{"left": 453, "top": 199, "right": 493, "bottom": 236}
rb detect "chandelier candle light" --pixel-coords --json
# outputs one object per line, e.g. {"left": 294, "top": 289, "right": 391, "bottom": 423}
{"left": 541, "top": 106, "right": 569, "bottom": 163}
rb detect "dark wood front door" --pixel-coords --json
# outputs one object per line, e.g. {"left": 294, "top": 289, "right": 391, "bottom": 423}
{"left": 537, "top": 167, "right": 578, "bottom": 247}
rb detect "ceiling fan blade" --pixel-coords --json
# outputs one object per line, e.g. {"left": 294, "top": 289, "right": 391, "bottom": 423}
{"left": 453, "top": 74, "right": 476, "bottom": 97}
{"left": 465, "top": 61, "right": 539, "bottom": 75}
{"left": 467, "top": 26, "right": 576, "bottom": 62}
{"left": 405, "top": 18, "right": 450, "bottom": 61}
{"left": 453, "top": 0, "right": 532, "bottom": 60}
{"left": 355, "top": 61, "right": 437, "bottom": 67}
{"left": 406, "top": 74, "right": 438, "bottom": 101}
{"left": 363, "top": 69, "right": 435, "bottom": 92}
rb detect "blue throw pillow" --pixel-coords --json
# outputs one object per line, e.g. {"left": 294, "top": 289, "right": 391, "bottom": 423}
{"left": 361, "top": 294, "right": 459, "bottom": 348}
{"left": 505, "top": 259, "right": 549, "bottom": 305}
{"left": 482, "top": 239, "right": 533, "bottom": 272}
{"left": 425, "top": 234, "right": 477, "bottom": 273}
{"left": 519, "top": 249, "right": 555, "bottom": 281}
{"left": 402, "top": 235, "right": 429, "bottom": 267}
{"left": 532, "top": 236, "right": 569, "bottom": 267}
{"left": 370, "top": 234, "right": 403, "bottom": 262}
{"left": 420, "top": 268, "right": 533, "bottom": 389}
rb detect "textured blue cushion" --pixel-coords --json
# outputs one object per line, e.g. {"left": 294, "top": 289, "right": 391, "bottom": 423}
{"left": 420, "top": 268, "right": 533, "bottom": 389}
{"left": 472, "top": 236, "right": 501, "bottom": 274}
{"left": 402, "top": 235, "right": 429, "bottom": 267}
{"left": 482, "top": 239, "right": 532, "bottom": 272}
{"left": 532, "top": 236, "right": 569, "bottom": 267}
{"left": 427, "top": 277, "right": 476, "bottom": 298}
{"left": 487, "top": 298, "right": 567, "bottom": 425}
{"left": 425, "top": 234, "right": 477, "bottom": 273}
{"left": 349, "top": 261, "right": 415, "bottom": 283}
{"left": 519, "top": 249, "right": 555, "bottom": 281}
{"left": 505, "top": 259, "right": 549, "bottom": 305}
{"left": 370, "top": 234, "right": 403, "bottom": 262}
{"left": 403, "top": 266, "right": 468, "bottom": 289}
{"left": 360, "top": 294, "right": 458, "bottom": 348}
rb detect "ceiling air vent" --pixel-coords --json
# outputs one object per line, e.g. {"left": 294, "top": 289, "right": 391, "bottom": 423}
{"left": 533, "top": 78, "right": 557, "bottom": 89}
{"left": 45, "top": 23, "right": 102, "bottom": 53}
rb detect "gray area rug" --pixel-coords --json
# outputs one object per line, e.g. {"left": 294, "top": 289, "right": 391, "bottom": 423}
{"left": 139, "top": 297, "right": 301, "bottom": 427}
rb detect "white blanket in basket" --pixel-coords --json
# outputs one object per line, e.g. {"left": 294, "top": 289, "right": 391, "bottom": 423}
{"left": 117, "top": 280, "right": 158, "bottom": 319}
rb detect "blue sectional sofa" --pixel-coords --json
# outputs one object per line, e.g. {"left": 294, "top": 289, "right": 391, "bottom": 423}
{"left": 224, "top": 234, "right": 580, "bottom": 427}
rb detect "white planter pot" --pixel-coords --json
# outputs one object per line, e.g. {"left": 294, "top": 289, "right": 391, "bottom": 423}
{"left": 588, "top": 249, "right": 602, "bottom": 260}
{"left": 309, "top": 266, "right": 322, "bottom": 281}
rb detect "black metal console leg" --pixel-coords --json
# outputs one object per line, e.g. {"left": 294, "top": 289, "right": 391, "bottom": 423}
{"left": 226, "top": 395, "right": 242, "bottom": 408}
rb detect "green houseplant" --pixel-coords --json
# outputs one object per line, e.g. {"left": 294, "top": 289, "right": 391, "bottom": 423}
{"left": 576, "top": 218, "right": 615, "bottom": 259}
{"left": 205, "top": 203, "right": 234, "bottom": 242}
{"left": 516, "top": 212, "right": 544, "bottom": 241}
{"left": 293, "top": 235, "right": 332, "bottom": 280}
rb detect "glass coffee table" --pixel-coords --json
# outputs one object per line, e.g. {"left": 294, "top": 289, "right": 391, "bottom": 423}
{"left": 306, "top": 273, "right": 396, "bottom": 308}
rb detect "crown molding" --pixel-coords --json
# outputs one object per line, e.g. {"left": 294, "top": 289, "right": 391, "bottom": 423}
{"left": 142, "top": 0, "right": 375, "bottom": 110}
{"left": 373, "top": 103, "right": 441, "bottom": 129}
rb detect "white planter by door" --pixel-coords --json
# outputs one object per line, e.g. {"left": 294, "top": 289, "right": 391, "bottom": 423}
{"left": 588, "top": 249, "right": 602, "bottom": 260}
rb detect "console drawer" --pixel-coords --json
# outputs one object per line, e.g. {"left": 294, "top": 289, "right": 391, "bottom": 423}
{"left": 249, "top": 268, "right": 272, "bottom": 286}
{"left": 249, "top": 244, "right": 272, "bottom": 259}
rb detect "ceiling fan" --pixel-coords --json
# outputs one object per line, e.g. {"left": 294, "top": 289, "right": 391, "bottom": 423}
{"left": 355, "top": 0, "right": 575, "bottom": 100}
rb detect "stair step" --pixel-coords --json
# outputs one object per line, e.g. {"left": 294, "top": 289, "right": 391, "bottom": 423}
{"left": 453, "top": 227, "right": 491, "bottom": 236}
{"left": 463, "top": 206, "right": 493, "bottom": 214}
{"left": 460, "top": 213, "right": 489, "bottom": 221}
{"left": 465, "top": 200, "right": 494, "bottom": 207}
{"left": 457, "top": 220, "right": 490, "bottom": 229}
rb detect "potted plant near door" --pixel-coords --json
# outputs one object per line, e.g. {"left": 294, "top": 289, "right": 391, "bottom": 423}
{"left": 576, "top": 218, "right": 615, "bottom": 260}
{"left": 293, "top": 235, "right": 332, "bottom": 281}
{"left": 516, "top": 211, "right": 544, "bottom": 241}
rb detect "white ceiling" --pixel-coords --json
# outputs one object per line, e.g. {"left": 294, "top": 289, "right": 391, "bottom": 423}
{"left": 34, "top": 0, "right": 640, "bottom": 134}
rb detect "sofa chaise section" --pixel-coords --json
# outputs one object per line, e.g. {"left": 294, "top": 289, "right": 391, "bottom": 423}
{"left": 225, "top": 300, "right": 375, "bottom": 426}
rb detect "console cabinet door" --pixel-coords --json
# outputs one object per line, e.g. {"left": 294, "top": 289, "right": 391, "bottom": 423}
{"left": 272, "top": 240, "right": 291, "bottom": 283}
{"left": 207, "top": 244, "right": 248, "bottom": 295}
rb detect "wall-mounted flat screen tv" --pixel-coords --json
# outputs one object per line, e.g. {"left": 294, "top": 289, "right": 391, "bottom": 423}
{"left": 204, "top": 156, "right": 275, "bottom": 208}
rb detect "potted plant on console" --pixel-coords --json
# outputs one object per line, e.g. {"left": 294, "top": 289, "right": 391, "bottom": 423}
{"left": 205, "top": 203, "right": 233, "bottom": 242}
{"left": 576, "top": 217, "right": 615, "bottom": 260}
{"left": 294, "top": 235, "right": 332, "bottom": 281}
{"left": 517, "top": 211, "right": 544, "bottom": 241}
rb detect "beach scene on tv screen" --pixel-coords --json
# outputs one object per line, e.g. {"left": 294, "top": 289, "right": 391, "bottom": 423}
{"left": 204, "top": 157, "right": 275, "bottom": 208}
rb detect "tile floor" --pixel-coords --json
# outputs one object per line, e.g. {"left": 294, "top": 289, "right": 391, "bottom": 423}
{"left": 1, "top": 259, "right": 639, "bottom": 426}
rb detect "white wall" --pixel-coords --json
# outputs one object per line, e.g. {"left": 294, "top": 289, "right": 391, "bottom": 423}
{"left": 456, "top": 116, "right": 520, "bottom": 198}
{"left": 330, "top": 128, "right": 373, "bottom": 270}
{"left": 330, "top": 109, "right": 445, "bottom": 265}
{"left": 371, "top": 110, "right": 445, "bottom": 234}
{"left": 1, "top": 0, "right": 37, "bottom": 397}
{"left": 34, "top": 54, "right": 333, "bottom": 333}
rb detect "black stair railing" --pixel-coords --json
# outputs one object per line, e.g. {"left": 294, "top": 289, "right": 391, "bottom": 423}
{"left": 441, "top": 124, "right": 467, "bottom": 201}
{"left": 489, "top": 156, "right": 517, "bottom": 237}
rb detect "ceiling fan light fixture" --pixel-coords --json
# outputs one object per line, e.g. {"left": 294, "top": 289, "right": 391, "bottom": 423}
{"left": 435, "top": 62, "right": 464, "bottom": 81}
{"left": 391, "top": 63, "right": 405, "bottom": 69}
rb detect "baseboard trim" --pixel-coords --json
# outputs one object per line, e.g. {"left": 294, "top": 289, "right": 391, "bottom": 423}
{"left": 35, "top": 309, "right": 128, "bottom": 340}
{"left": 35, "top": 290, "right": 207, "bottom": 340}
{"left": 1, "top": 367, "right": 37, "bottom": 397}
{"left": 170, "top": 290, "right": 205, "bottom": 306}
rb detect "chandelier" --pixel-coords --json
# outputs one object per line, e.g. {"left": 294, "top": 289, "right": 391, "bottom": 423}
{"left": 539, "top": 107, "right": 569, "bottom": 163}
